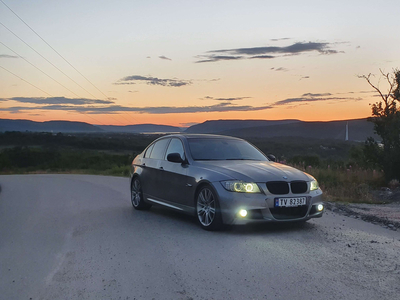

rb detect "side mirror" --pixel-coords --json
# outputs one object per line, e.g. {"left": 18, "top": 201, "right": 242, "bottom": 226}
{"left": 267, "top": 154, "right": 276, "bottom": 162}
{"left": 167, "top": 153, "right": 184, "bottom": 163}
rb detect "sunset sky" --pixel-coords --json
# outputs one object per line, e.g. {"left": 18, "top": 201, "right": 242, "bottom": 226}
{"left": 1, "top": 0, "right": 399, "bottom": 127}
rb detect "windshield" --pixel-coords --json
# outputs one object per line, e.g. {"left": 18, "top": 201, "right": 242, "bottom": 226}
{"left": 188, "top": 138, "right": 268, "bottom": 161}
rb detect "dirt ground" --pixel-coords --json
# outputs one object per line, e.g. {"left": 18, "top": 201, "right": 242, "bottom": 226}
{"left": 325, "top": 188, "right": 400, "bottom": 231}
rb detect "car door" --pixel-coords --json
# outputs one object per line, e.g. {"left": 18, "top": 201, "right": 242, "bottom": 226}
{"left": 139, "top": 142, "right": 154, "bottom": 197}
{"left": 158, "top": 138, "right": 191, "bottom": 207}
{"left": 142, "top": 138, "right": 170, "bottom": 201}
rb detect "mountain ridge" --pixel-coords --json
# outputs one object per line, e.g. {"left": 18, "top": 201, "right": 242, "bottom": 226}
{"left": 185, "top": 118, "right": 377, "bottom": 141}
{"left": 0, "top": 118, "right": 378, "bottom": 141}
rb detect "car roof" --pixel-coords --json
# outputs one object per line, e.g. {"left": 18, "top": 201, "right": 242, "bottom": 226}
{"left": 161, "top": 134, "right": 243, "bottom": 140}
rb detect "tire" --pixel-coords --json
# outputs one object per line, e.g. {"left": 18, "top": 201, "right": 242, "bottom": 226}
{"left": 131, "top": 177, "right": 152, "bottom": 210}
{"left": 196, "top": 185, "right": 222, "bottom": 231}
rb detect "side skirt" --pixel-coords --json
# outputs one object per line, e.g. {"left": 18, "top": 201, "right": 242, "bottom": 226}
{"left": 146, "top": 197, "right": 195, "bottom": 215}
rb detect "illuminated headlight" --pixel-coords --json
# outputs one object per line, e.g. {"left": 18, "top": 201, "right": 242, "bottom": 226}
{"left": 317, "top": 204, "right": 324, "bottom": 211}
{"left": 310, "top": 180, "right": 319, "bottom": 191}
{"left": 221, "top": 181, "right": 261, "bottom": 193}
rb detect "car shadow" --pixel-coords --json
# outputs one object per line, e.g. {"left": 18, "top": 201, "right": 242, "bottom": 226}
{"left": 130, "top": 205, "right": 318, "bottom": 235}
{"left": 223, "top": 221, "right": 317, "bottom": 235}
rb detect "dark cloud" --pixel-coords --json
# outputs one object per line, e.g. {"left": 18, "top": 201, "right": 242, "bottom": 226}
{"left": 273, "top": 93, "right": 362, "bottom": 106}
{"left": 274, "top": 97, "right": 343, "bottom": 106}
{"left": 0, "top": 54, "right": 18, "bottom": 58}
{"left": 0, "top": 96, "right": 114, "bottom": 105}
{"left": 249, "top": 55, "right": 275, "bottom": 59}
{"left": 196, "top": 41, "right": 341, "bottom": 63}
{"left": 201, "top": 96, "right": 251, "bottom": 101}
{"left": 212, "top": 42, "right": 335, "bottom": 55}
{"left": 274, "top": 67, "right": 288, "bottom": 72}
{"left": 0, "top": 102, "right": 273, "bottom": 114}
{"left": 299, "top": 76, "right": 310, "bottom": 80}
{"left": 115, "top": 75, "right": 192, "bottom": 87}
{"left": 195, "top": 55, "right": 243, "bottom": 63}
{"left": 159, "top": 55, "right": 172, "bottom": 60}
{"left": 270, "top": 38, "right": 291, "bottom": 42}
{"left": 195, "top": 78, "right": 221, "bottom": 82}
{"left": 114, "top": 82, "right": 136, "bottom": 85}
{"left": 358, "top": 90, "right": 376, "bottom": 94}
{"left": 301, "top": 93, "right": 332, "bottom": 97}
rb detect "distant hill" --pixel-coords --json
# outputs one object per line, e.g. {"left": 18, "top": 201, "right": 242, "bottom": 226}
{"left": 0, "top": 119, "right": 103, "bottom": 133}
{"left": 96, "top": 124, "right": 182, "bottom": 133}
{"left": 185, "top": 119, "right": 300, "bottom": 134}
{"left": 0, "top": 119, "right": 182, "bottom": 134}
{"left": 185, "top": 118, "right": 378, "bottom": 141}
{"left": 0, "top": 118, "right": 378, "bottom": 140}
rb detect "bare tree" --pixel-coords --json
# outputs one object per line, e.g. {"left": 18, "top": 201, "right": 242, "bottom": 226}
{"left": 359, "top": 69, "right": 400, "bottom": 181}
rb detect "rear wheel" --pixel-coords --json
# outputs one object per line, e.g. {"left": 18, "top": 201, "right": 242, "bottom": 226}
{"left": 196, "top": 185, "right": 222, "bottom": 230}
{"left": 131, "top": 177, "right": 151, "bottom": 210}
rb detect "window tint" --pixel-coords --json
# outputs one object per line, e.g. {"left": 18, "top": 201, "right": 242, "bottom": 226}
{"left": 143, "top": 143, "right": 155, "bottom": 158}
{"left": 165, "top": 138, "right": 185, "bottom": 160}
{"left": 188, "top": 138, "right": 267, "bottom": 161}
{"left": 149, "top": 138, "right": 170, "bottom": 159}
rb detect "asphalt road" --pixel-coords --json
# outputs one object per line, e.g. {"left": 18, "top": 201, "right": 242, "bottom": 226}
{"left": 0, "top": 174, "right": 399, "bottom": 300}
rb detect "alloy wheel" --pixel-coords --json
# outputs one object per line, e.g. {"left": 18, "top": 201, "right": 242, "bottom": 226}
{"left": 197, "top": 187, "right": 216, "bottom": 227}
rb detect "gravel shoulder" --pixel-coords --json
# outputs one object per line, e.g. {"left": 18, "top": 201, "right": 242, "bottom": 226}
{"left": 325, "top": 189, "right": 400, "bottom": 231}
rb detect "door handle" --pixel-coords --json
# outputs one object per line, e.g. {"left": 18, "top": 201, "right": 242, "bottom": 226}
{"left": 159, "top": 166, "right": 164, "bottom": 170}
{"left": 142, "top": 163, "right": 146, "bottom": 166}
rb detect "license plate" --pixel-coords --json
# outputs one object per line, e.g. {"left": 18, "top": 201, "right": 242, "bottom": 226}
{"left": 275, "top": 197, "right": 307, "bottom": 207}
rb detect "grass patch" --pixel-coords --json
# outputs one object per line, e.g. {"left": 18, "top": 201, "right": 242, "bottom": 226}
{"left": 0, "top": 147, "right": 134, "bottom": 177}
{"left": 292, "top": 165, "right": 386, "bottom": 204}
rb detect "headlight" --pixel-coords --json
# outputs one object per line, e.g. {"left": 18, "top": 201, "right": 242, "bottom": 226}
{"left": 221, "top": 181, "right": 261, "bottom": 193}
{"left": 310, "top": 180, "right": 319, "bottom": 191}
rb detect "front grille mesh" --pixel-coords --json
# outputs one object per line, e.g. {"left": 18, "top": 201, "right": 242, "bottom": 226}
{"left": 266, "top": 181, "right": 308, "bottom": 195}
{"left": 290, "top": 181, "right": 308, "bottom": 194}
{"left": 266, "top": 181, "right": 289, "bottom": 194}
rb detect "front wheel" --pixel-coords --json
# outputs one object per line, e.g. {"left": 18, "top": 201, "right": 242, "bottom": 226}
{"left": 196, "top": 185, "right": 222, "bottom": 231}
{"left": 131, "top": 177, "right": 151, "bottom": 210}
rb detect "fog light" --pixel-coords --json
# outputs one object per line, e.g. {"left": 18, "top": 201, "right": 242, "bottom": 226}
{"left": 239, "top": 209, "right": 248, "bottom": 217}
{"left": 317, "top": 204, "right": 324, "bottom": 212}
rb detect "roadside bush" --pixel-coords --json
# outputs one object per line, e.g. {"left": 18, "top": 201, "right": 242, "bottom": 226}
{"left": 302, "top": 166, "right": 385, "bottom": 203}
{"left": 288, "top": 155, "right": 321, "bottom": 168}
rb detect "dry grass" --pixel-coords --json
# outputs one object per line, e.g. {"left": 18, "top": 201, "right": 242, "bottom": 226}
{"left": 291, "top": 164, "right": 386, "bottom": 204}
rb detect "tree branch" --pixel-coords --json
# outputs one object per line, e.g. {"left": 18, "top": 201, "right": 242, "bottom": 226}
{"left": 358, "top": 73, "right": 388, "bottom": 105}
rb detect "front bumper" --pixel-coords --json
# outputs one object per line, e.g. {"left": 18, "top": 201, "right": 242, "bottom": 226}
{"left": 211, "top": 182, "right": 324, "bottom": 225}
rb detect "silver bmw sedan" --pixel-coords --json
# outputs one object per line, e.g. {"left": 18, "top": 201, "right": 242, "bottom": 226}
{"left": 130, "top": 134, "right": 324, "bottom": 230}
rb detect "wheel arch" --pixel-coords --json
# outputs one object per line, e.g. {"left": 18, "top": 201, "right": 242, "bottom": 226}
{"left": 193, "top": 180, "right": 218, "bottom": 206}
{"left": 130, "top": 173, "right": 139, "bottom": 190}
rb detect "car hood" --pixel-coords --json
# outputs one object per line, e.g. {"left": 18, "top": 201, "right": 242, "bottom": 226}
{"left": 197, "top": 160, "right": 311, "bottom": 182}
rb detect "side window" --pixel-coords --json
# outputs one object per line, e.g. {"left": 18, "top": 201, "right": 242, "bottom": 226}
{"left": 143, "top": 143, "right": 155, "bottom": 158}
{"left": 149, "top": 138, "right": 170, "bottom": 159}
{"left": 165, "top": 138, "right": 185, "bottom": 160}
